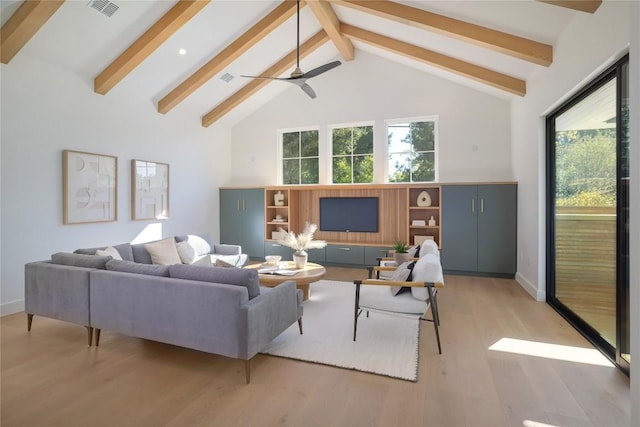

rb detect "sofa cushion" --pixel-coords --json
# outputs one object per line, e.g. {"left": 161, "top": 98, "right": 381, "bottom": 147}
{"left": 410, "top": 253, "right": 443, "bottom": 301}
{"left": 105, "top": 259, "right": 170, "bottom": 277}
{"left": 75, "top": 243, "right": 134, "bottom": 261}
{"left": 169, "top": 264, "right": 260, "bottom": 299}
{"left": 419, "top": 240, "right": 440, "bottom": 258}
{"left": 96, "top": 246, "right": 123, "bottom": 260}
{"left": 390, "top": 261, "right": 415, "bottom": 296}
{"left": 145, "top": 238, "right": 182, "bottom": 265}
{"left": 51, "top": 252, "right": 111, "bottom": 269}
{"left": 176, "top": 240, "right": 209, "bottom": 265}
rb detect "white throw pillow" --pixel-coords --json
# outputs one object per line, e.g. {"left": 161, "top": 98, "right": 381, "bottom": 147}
{"left": 176, "top": 241, "right": 198, "bottom": 264}
{"left": 145, "top": 238, "right": 182, "bottom": 265}
{"left": 410, "top": 253, "right": 444, "bottom": 301}
{"left": 95, "top": 246, "right": 123, "bottom": 260}
{"left": 185, "top": 235, "right": 211, "bottom": 257}
{"left": 419, "top": 239, "right": 440, "bottom": 258}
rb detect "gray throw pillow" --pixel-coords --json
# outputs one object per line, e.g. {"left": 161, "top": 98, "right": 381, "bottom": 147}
{"left": 51, "top": 252, "right": 111, "bottom": 269}
{"left": 105, "top": 259, "right": 170, "bottom": 277}
{"left": 168, "top": 264, "right": 260, "bottom": 299}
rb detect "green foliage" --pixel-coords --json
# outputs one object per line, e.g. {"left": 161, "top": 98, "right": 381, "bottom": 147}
{"left": 388, "top": 121, "right": 435, "bottom": 183}
{"left": 332, "top": 126, "right": 373, "bottom": 184}
{"left": 555, "top": 128, "right": 616, "bottom": 207}
{"left": 282, "top": 130, "right": 319, "bottom": 185}
{"left": 393, "top": 240, "right": 409, "bottom": 253}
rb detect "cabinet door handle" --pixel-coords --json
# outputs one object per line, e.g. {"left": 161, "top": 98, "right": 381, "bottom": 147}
{"left": 243, "top": 200, "right": 246, "bottom": 210}
{"left": 471, "top": 198, "right": 475, "bottom": 213}
{"left": 480, "top": 199, "right": 484, "bottom": 213}
{"left": 271, "top": 244, "right": 281, "bottom": 247}
{"left": 237, "top": 200, "right": 240, "bottom": 211}
{"left": 339, "top": 247, "right": 351, "bottom": 251}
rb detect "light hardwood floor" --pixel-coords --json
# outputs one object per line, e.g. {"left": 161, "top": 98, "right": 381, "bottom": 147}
{"left": 1, "top": 268, "right": 630, "bottom": 427}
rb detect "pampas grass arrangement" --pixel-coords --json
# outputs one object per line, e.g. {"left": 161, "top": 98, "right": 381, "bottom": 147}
{"left": 277, "top": 222, "right": 327, "bottom": 251}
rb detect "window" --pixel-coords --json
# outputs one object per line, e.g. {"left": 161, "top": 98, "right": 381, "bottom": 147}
{"left": 281, "top": 129, "right": 319, "bottom": 185}
{"left": 331, "top": 125, "right": 374, "bottom": 184}
{"left": 387, "top": 118, "right": 437, "bottom": 182}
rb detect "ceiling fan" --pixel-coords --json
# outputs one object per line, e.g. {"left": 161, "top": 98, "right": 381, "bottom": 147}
{"left": 241, "top": 0, "right": 341, "bottom": 99}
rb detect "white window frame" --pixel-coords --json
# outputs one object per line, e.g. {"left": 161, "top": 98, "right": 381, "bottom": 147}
{"left": 277, "top": 127, "right": 320, "bottom": 185}
{"left": 328, "top": 121, "right": 375, "bottom": 184}
{"left": 385, "top": 116, "right": 439, "bottom": 183}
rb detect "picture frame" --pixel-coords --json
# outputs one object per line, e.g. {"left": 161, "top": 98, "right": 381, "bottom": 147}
{"left": 131, "top": 159, "right": 170, "bottom": 220}
{"left": 63, "top": 150, "right": 118, "bottom": 224}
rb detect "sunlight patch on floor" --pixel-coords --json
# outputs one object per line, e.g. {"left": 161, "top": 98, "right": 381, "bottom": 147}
{"left": 489, "top": 337, "right": 614, "bottom": 367}
{"left": 523, "top": 420, "right": 559, "bottom": 427}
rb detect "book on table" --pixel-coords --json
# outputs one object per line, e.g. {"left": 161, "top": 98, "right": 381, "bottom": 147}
{"left": 257, "top": 267, "right": 297, "bottom": 276}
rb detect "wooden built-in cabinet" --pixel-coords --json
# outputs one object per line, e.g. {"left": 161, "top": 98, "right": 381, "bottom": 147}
{"left": 263, "top": 184, "right": 441, "bottom": 249}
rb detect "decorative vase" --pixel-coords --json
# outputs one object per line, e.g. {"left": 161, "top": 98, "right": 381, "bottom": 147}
{"left": 293, "top": 250, "right": 308, "bottom": 269}
{"left": 393, "top": 252, "right": 411, "bottom": 264}
{"left": 416, "top": 191, "right": 431, "bottom": 207}
{"left": 428, "top": 216, "right": 436, "bottom": 226}
{"left": 274, "top": 191, "right": 285, "bottom": 206}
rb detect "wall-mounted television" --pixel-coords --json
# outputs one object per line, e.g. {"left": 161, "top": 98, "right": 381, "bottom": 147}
{"left": 319, "top": 197, "right": 379, "bottom": 233}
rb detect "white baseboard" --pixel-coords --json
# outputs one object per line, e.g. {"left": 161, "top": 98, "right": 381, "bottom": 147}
{"left": 1, "top": 299, "right": 25, "bottom": 316}
{"left": 516, "top": 272, "right": 545, "bottom": 301}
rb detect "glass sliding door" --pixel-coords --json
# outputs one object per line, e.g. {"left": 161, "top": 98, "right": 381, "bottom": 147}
{"left": 546, "top": 55, "right": 630, "bottom": 374}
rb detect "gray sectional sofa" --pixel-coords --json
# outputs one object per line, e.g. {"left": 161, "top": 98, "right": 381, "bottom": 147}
{"left": 24, "top": 236, "right": 303, "bottom": 383}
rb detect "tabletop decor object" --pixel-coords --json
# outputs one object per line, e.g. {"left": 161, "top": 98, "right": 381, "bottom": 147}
{"left": 277, "top": 222, "right": 326, "bottom": 268}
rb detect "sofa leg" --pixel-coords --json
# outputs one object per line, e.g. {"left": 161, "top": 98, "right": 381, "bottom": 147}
{"left": 95, "top": 329, "right": 101, "bottom": 347}
{"left": 86, "top": 326, "right": 93, "bottom": 346}
{"left": 27, "top": 314, "right": 33, "bottom": 331}
{"left": 298, "top": 318, "right": 303, "bottom": 335}
{"left": 244, "top": 359, "right": 251, "bottom": 384}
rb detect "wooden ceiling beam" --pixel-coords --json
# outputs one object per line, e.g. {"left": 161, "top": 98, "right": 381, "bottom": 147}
{"left": 306, "top": 0, "right": 354, "bottom": 61}
{"left": 537, "top": 1, "right": 602, "bottom": 13}
{"left": 331, "top": 0, "right": 553, "bottom": 67}
{"left": 341, "top": 24, "right": 526, "bottom": 97}
{"left": 202, "top": 30, "right": 329, "bottom": 127}
{"left": 1, "top": 0, "right": 65, "bottom": 64}
{"left": 94, "top": 0, "right": 210, "bottom": 95}
{"left": 159, "top": 0, "right": 301, "bottom": 114}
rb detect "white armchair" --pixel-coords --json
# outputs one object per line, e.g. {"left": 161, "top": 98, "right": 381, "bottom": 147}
{"left": 353, "top": 240, "right": 444, "bottom": 353}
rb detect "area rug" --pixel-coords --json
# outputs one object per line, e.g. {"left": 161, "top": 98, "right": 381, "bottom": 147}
{"left": 260, "top": 280, "right": 421, "bottom": 381}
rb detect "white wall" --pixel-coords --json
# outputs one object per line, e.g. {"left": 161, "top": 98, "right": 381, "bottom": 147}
{"left": 0, "top": 54, "right": 232, "bottom": 315}
{"left": 511, "top": 0, "right": 632, "bottom": 300}
{"left": 230, "top": 51, "right": 512, "bottom": 186}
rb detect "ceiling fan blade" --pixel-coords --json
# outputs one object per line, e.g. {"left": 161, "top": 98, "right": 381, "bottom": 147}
{"left": 299, "top": 83, "right": 316, "bottom": 99}
{"left": 302, "top": 60, "right": 342, "bottom": 79}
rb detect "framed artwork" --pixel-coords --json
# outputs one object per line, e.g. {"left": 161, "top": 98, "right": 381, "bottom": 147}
{"left": 63, "top": 150, "right": 118, "bottom": 224}
{"left": 131, "top": 159, "right": 170, "bottom": 220}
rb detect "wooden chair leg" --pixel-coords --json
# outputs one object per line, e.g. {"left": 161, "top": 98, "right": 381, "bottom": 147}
{"left": 244, "top": 359, "right": 251, "bottom": 384}
{"left": 27, "top": 314, "right": 33, "bottom": 331}
{"left": 298, "top": 318, "right": 303, "bottom": 335}
{"left": 95, "top": 329, "right": 101, "bottom": 347}
{"left": 86, "top": 326, "right": 93, "bottom": 346}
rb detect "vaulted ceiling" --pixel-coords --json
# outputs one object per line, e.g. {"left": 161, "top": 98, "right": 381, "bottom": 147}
{"left": 1, "top": 0, "right": 601, "bottom": 128}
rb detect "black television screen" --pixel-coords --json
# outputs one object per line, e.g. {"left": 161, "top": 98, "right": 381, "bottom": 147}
{"left": 319, "top": 197, "right": 379, "bottom": 232}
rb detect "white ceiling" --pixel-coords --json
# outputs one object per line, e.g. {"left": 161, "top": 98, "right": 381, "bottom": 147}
{"left": 0, "top": 0, "right": 583, "bottom": 127}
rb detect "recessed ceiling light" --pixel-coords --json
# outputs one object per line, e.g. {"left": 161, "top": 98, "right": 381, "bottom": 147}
{"left": 178, "top": 48, "right": 187, "bottom": 56}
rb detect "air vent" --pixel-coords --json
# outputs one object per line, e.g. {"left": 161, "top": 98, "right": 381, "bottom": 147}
{"left": 88, "top": 0, "right": 119, "bottom": 17}
{"left": 220, "top": 73, "right": 234, "bottom": 83}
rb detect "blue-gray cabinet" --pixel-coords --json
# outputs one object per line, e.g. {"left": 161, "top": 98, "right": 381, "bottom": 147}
{"left": 263, "top": 241, "right": 292, "bottom": 259}
{"left": 220, "top": 188, "right": 265, "bottom": 259}
{"left": 441, "top": 184, "right": 517, "bottom": 276}
{"left": 325, "top": 244, "right": 365, "bottom": 265}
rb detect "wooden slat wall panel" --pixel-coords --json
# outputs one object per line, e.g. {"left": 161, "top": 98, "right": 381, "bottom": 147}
{"left": 296, "top": 188, "right": 407, "bottom": 245}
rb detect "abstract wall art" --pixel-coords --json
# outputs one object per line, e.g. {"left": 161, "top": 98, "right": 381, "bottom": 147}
{"left": 131, "top": 159, "right": 170, "bottom": 220}
{"left": 63, "top": 150, "right": 118, "bottom": 224}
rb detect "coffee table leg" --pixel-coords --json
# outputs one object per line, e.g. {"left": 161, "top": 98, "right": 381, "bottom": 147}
{"left": 299, "top": 284, "right": 310, "bottom": 301}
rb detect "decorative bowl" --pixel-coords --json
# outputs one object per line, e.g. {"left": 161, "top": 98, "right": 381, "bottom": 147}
{"left": 264, "top": 255, "right": 282, "bottom": 265}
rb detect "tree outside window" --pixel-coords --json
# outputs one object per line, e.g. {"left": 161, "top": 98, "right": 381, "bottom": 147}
{"left": 387, "top": 120, "right": 436, "bottom": 182}
{"left": 282, "top": 130, "right": 319, "bottom": 185}
{"left": 331, "top": 125, "right": 374, "bottom": 184}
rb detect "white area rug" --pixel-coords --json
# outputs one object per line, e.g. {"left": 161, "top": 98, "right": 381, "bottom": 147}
{"left": 261, "top": 280, "right": 421, "bottom": 381}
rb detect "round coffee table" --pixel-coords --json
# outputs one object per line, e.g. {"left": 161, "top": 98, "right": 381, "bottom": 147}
{"left": 246, "top": 261, "right": 326, "bottom": 301}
